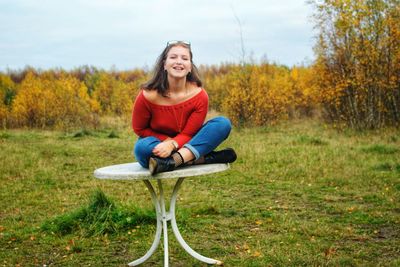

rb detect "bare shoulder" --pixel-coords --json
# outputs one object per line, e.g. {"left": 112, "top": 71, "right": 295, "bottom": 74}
{"left": 188, "top": 83, "right": 202, "bottom": 96}
{"left": 142, "top": 89, "right": 159, "bottom": 102}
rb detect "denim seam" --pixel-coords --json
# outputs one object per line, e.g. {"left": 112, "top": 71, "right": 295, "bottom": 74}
{"left": 183, "top": 144, "right": 200, "bottom": 160}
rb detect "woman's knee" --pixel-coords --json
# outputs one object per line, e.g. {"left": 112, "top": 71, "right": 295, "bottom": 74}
{"left": 134, "top": 137, "right": 160, "bottom": 167}
{"left": 134, "top": 139, "right": 147, "bottom": 157}
{"left": 212, "top": 116, "right": 232, "bottom": 135}
{"left": 135, "top": 137, "right": 158, "bottom": 153}
{"left": 136, "top": 157, "right": 149, "bottom": 168}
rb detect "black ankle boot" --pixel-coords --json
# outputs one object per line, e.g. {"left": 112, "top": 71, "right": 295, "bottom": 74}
{"left": 149, "top": 156, "right": 176, "bottom": 175}
{"left": 204, "top": 148, "right": 237, "bottom": 164}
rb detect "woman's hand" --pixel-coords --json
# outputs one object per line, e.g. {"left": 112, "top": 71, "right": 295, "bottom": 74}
{"left": 152, "top": 140, "right": 175, "bottom": 158}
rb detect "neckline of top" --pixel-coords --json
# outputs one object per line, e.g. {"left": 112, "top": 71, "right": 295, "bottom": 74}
{"left": 141, "top": 88, "right": 205, "bottom": 108}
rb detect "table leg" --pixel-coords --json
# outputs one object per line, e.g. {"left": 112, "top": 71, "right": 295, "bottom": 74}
{"left": 157, "top": 179, "right": 170, "bottom": 267}
{"left": 128, "top": 180, "right": 162, "bottom": 266}
{"left": 129, "top": 178, "right": 222, "bottom": 266}
{"left": 170, "top": 178, "right": 223, "bottom": 266}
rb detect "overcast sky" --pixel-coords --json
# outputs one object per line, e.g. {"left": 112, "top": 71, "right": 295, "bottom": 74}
{"left": 0, "top": 0, "right": 316, "bottom": 71}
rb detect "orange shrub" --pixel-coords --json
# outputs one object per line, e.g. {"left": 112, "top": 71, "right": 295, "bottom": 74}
{"left": 205, "top": 64, "right": 298, "bottom": 126}
{"left": 91, "top": 72, "right": 146, "bottom": 116}
{"left": 11, "top": 72, "right": 99, "bottom": 129}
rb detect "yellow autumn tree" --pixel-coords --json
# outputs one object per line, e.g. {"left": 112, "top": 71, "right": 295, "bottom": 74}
{"left": 220, "top": 63, "right": 295, "bottom": 126}
{"left": 311, "top": 0, "right": 400, "bottom": 128}
{"left": 115, "top": 69, "right": 148, "bottom": 93}
{"left": 289, "top": 65, "right": 321, "bottom": 117}
{"left": 11, "top": 72, "right": 99, "bottom": 129}
{"left": 0, "top": 74, "right": 17, "bottom": 127}
{"left": 200, "top": 64, "right": 233, "bottom": 111}
{"left": 91, "top": 72, "right": 135, "bottom": 116}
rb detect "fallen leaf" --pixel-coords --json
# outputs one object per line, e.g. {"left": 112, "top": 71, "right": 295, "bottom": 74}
{"left": 253, "top": 251, "right": 262, "bottom": 257}
{"left": 255, "top": 220, "right": 262, "bottom": 225}
{"left": 324, "top": 247, "right": 336, "bottom": 258}
{"left": 242, "top": 243, "right": 251, "bottom": 253}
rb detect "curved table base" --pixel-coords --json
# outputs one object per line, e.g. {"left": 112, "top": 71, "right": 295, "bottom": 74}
{"left": 128, "top": 177, "right": 222, "bottom": 267}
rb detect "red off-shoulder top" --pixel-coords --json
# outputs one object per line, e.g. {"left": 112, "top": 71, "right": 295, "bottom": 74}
{"left": 132, "top": 89, "right": 209, "bottom": 148}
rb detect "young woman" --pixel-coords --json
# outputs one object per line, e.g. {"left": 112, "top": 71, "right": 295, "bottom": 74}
{"left": 132, "top": 41, "right": 236, "bottom": 175}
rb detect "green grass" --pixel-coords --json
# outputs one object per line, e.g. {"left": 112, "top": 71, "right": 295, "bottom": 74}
{"left": 0, "top": 119, "right": 399, "bottom": 266}
{"left": 41, "top": 190, "right": 156, "bottom": 236}
{"left": 361, "top": 144, "right": 399, "bottom": 154}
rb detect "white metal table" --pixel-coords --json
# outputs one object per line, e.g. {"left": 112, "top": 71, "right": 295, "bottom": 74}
{"left": 94, "top": 162, "right": 229, "bottom": 266}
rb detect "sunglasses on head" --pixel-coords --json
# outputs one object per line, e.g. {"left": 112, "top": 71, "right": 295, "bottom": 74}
{"left": 166, "top": 40, "right": 191, "bottom": 47}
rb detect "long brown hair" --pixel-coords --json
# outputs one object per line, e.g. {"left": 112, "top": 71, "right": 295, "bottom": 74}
{"left": 141, "top": 41, "right": 202, "bottom": 96}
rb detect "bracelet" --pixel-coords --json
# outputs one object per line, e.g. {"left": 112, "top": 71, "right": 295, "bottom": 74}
{"left": 171, "top": 140, "right": 178, "bottom": 151}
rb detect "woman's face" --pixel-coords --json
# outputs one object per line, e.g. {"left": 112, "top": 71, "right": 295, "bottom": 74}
{"left": 164, "top": 45, "right": 192, "bottom": 79}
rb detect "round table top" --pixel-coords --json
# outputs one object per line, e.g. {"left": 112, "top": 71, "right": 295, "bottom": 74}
{"left": 94, "top": 162, "right": 230, "bottom": 180}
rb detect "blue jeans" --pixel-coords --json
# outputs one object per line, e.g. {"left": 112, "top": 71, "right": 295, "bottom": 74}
{"left": 134, "top": 116, "right": 232, "bottom": 168}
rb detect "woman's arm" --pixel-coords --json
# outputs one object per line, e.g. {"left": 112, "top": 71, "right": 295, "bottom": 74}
{"left": 132, "top": 91, "right": 170, "bottom": 140}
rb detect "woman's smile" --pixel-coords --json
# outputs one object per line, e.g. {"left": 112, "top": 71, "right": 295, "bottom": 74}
{"left": 173, "top": 66, "right": 184, "bottom": 71}
{"left": 164, "top": 46, "right": 191, "bottom": 78}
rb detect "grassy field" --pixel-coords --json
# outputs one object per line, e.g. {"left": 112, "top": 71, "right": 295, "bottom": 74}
{"left": 0, "top": 119, "right": 399, "bottom": 266}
